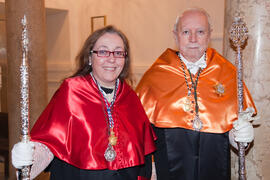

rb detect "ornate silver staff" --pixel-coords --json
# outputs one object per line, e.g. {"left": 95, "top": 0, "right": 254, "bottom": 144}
{"left": 20, "top": 15, "right": 31, "bottom": 180}
{"left": 229, "top": 13, "right": 248, "bottom": 180}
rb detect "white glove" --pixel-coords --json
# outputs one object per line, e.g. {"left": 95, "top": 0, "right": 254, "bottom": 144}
{"left": 12, "top": 141, "right": 35, "bottom": 169}
{"left": 232, "top": 107, "right": 256, "bottom": 145}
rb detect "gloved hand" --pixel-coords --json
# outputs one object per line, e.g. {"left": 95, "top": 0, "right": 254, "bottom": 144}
{"left": 12, "top": 141, "right": 35, "bottom": 169}
{"left": 232, "top": 107, "right": 256, "bottom": 145}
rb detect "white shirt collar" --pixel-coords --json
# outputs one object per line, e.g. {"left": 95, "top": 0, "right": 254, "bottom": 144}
{"left": 179, "top": 53, "right": 207, "bottom": 75}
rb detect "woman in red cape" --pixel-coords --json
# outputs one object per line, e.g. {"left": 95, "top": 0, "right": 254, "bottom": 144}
{"left": 12, "top": 25, "right": 156, "bottom": 180}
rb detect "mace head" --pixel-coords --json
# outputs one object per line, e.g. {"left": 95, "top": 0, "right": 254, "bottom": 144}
{"left": 229, "top": 12, "right": 248, "bottom": 48}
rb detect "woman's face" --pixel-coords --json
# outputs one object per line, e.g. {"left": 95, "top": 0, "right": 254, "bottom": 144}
{"left": 91, "top": 33, "right": 125, "bottom": 87}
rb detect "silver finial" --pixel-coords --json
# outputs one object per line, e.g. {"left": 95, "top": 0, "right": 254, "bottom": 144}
{"left": 229, "top": 12, "right": 248, "bottom": 48}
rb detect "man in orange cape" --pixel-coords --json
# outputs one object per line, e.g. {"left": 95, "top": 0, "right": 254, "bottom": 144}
{"left": 136, "top": 8, "right": 257, "bottom": 180}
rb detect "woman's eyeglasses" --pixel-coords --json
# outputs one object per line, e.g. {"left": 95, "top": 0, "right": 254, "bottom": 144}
{"left": 90, "top": 50, "right": 127, "bottom": 58}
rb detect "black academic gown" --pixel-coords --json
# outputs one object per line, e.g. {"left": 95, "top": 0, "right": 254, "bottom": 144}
{"left": 46, "top": 156, "right": 152, "bottom": 180}
{"left": 153, "top": 126, "right": 230, "bottom": 180}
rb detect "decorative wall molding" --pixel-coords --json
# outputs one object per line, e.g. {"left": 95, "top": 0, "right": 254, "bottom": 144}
{"left": 133, "top": 65, "right": 149, "bottom": 75}
{"left": 132, "top": 65, "right": 150, "bottom": 84}
{"left": 47, "top": 62, "right": 73, "bottom": 99}
{"left": 211, "top": 32, "right": 224, "bottom": 41}
{"left": 47, "top": 62, "right": 73, "bottom": 83}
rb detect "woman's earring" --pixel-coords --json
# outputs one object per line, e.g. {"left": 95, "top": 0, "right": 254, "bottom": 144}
{"left": 89, "top": 57, "right": 92, "bottom": 66}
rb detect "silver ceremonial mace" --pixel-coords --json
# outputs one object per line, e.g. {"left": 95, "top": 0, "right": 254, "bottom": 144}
{"left": 229, "top": 13, "right": 248, "bottom": 180}
{"left": 20, "top": 15, "right": 31, "bottom": 180}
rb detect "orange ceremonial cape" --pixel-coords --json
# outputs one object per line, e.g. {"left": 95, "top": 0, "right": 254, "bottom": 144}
{"left": 136, "top": 48, "right": 256, "bottom": 133}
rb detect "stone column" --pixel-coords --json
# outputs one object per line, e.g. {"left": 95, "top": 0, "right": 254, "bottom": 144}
{"left": 5, "top": 0, "right": 47, "bottom": 179}
{"left": 223, "top": 0, "right": 270, "bottom": 179}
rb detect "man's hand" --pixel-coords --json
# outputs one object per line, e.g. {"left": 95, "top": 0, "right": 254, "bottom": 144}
{"left": 229, "top": 107, "right": 257, "bottom": 148}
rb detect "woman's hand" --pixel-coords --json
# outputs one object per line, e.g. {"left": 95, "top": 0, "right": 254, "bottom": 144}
{"left": 11, "top": 141, "right": 35, "bottom": 169}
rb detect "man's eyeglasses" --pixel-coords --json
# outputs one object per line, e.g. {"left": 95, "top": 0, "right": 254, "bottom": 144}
{"left": 90, "top": 50, "right": 127, "bottom": 58}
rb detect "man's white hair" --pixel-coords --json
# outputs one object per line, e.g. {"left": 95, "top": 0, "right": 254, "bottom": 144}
{"left": 173, "top": 8, "right": 213, "bottom": 33}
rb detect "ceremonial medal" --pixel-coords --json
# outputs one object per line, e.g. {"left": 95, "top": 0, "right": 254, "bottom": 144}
{"left": 104, "top": 144, "right": 116, "bottom": 162}
{"left": 178, "top": 52, "right": 206, "bottom": 131}
{"left": 108, "top": 129, "right": 117, "bottom": 146}
{"left": 193, "top": 114, "right": 203, "bottom": 131}
{"left": 91, "top": 73, "right": 119, "bottom": 162}
{"left": 105, "top": 129, "right": 117, "bottom": 161}
{"left": 183, "top": 97, "right": 192, "bottom": 112}
{"left": 214, "top": 83, "right": 225, "bottom": 96}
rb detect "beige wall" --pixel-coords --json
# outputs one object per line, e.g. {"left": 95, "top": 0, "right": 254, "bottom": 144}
{"left": 44, "top": 0, "right": 225, "bottom": 98}
{"left": 0, "top": 0, "right": 226, "bottom": 108}
{"left": 0, "top": 0, "right": 225, "bottom": 105}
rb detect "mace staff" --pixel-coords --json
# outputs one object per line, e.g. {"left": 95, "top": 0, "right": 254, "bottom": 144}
{"left": 229, "top": 13, "right": 248, "bottom": 180}
{"left": 19, "top": 15, "right": 31, "bottom": 180}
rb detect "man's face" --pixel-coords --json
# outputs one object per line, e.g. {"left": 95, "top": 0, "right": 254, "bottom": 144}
{"left": 176, "top": 11, "right": 211, "bottom": 62}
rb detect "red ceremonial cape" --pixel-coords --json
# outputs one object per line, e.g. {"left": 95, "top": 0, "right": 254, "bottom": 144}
{"left": 30, "top": 74, "right": 156, "bottom": 170}
{"left": 136, "top": 48, "right": 257, "bottom": 133}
